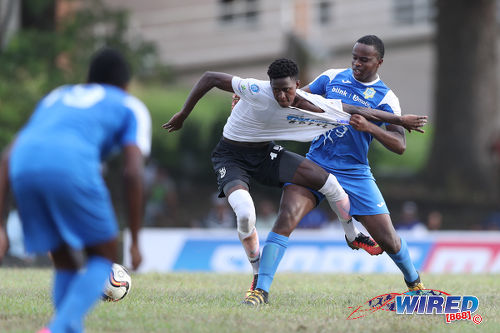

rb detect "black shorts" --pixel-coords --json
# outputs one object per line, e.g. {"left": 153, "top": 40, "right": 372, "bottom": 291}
{"left": 211, "top": 138, "right": 304, "bottom": 197}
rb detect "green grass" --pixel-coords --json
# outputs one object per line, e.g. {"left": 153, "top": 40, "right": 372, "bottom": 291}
{"left": 0, "top": 270, "right": 498, "bottom": 333}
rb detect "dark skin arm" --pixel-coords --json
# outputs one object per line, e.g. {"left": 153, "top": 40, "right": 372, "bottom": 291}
{"left": 350, "top": 115, "right": 406, "bottom": 154}
{"left": 122, "top": 145, "right": 146, "bottom": 270}
{"left": 163, "top": 71, "right": 234, "bottom": 132}
{"left": 292, "top": 95, "right": 324, "bottom": 113}
{"left": 0, "top": 141, "right": 14, "bottom": 263}
{"left": 301, "top": 85, "right": 427, "bottom": 133}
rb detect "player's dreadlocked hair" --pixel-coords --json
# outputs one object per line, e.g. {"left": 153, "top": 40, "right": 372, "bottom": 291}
{"left": 267, "top": 58, "right": 299, "bottom": 80}
{"left": 87, "top": 47, "right": 131, "bottom": 88}
{"left": 357, "top": 35, "right": 385, "bottom": 60}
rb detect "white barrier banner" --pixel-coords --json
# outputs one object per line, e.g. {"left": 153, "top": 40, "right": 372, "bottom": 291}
{"left": 124, "top": 228, "right": 500, "bottom": 274}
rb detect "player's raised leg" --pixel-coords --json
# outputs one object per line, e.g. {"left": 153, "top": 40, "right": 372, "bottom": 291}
{"left": 283, "top": 153, "right": 381, "bottom": 255}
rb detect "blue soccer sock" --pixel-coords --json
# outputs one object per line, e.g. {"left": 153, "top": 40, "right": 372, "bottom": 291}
{"left": 49, "top": 256, "right": 112, "bottom": 333}
{"left": 387, "top": 238, "right": 419, "bottom": 283}
{"left": 256, "top": 231, "right": 288, "bottom": 293}
{"left": 53, "top": 269, "right": 78, "bottom": 310}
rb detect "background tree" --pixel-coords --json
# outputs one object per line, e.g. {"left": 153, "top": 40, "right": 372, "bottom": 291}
{"left": 426, "top": 0, "right": 499, "bottom": 202}
{"left": 0, "top": 0, "right": 159, "bottom": 148}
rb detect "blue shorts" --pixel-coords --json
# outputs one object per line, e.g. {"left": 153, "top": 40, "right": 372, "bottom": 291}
{"left": 10, "top": 172, "right": 118, "bottom": 254}
{"left": 287, "top": 171, "right": 389, "bottom": 216}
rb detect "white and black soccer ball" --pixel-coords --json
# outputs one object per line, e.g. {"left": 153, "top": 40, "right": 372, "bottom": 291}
{"left": 102, "top": 263, "right": 132, "bottom": 302}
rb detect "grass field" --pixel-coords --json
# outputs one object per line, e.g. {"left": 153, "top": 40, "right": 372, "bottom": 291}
{"left": 0, "top": 269, "right": 498, "bottom": 333}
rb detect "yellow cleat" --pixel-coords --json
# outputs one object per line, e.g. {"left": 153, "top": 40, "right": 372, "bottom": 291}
{"left": 406, "top": 275, "right": 426, "bottom": 292}
{"left": 242, "top": 288, "right": 268, "bottom": 306}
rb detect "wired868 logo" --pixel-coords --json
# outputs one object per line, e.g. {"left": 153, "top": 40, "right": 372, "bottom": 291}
{"left": 348, "top": 289, "right": 482, "bottom": 325}
{"left": 396, "top": 293, "right": 482, "bottom": 324}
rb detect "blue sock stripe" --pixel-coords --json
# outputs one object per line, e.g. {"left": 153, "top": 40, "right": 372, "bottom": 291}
{"left": 266, "top": 231, "right": 289, "bottom": 247}
{"left": 256, "top": 232, "right": 289, "bottom": 293}
{"left": 387, "top": 238, "right": 419, "bottom": 283}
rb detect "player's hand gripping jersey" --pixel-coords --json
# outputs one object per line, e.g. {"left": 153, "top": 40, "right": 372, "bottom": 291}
{"left": 223, "top": 76, "right": 350, "bottom": 143}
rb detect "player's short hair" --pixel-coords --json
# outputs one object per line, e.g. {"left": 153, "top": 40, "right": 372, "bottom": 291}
{"left": 267, "top": 58, "right": 299, "bottom": 81}
{"left": 87, "top": 48, "right": 131, "bottom": 87}
{"left": 357, "top": 35, "right": 385, "bottom": 59}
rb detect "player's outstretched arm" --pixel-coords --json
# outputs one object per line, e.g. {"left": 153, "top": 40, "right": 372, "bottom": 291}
{"left": 350, "top": 115, "right": 407, "bottom": 154}
{"left": 342, "top": 104, "right": 428, "bottom": 133}
{"left": 122, "top": 145, "right": 145, "bottom": 270}
{"left": 162, "top": 72, "right": 234, "bottom": 132}
{"left": 0, "top": 141, "right": 14, "bottom": 263}
{"left": 301, "top": 84, "right": 427, "bottom": 133}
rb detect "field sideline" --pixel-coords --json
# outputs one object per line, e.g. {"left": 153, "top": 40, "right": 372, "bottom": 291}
{"left": 0, "top": 269, "right": 498, "bottom": 333}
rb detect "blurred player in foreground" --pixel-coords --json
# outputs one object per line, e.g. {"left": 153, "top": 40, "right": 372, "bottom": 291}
{"left": 163, "top": 58, "right": 426, "bottom": 299}
{"left": 0, "top": 48, "right": 152, "bottom": 332}
{"left": 243, "top": 36, "right": 427, "bottom": 306}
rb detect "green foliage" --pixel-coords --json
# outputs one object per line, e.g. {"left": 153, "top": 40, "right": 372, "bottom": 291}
{"left": 132, "top": 84, "right": 232, "bottom": 180}
{"left": 0, "top": 0, "right": 163, "bottom": 149}
{"left": 369, "top": 125, "right": 434, "bottom": 177}
{"left": 0, "top": 269, "right": 498, "bottom": 332}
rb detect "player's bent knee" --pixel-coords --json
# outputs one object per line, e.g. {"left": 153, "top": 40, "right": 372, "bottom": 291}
{"left": 228, "top": 189, "right": 256, "bottom": 239}
{"left": 236, "top": 208, "right": 256, "bottom": 238}
{"left": 238, "top": 224, "right": 255, "bottom": 240}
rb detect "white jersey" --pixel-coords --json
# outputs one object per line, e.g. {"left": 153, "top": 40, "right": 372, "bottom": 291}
{"left": 223, "top": 76, "right": 350, "bottom": 142}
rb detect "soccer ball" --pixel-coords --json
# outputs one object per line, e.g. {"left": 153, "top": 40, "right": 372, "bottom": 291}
{"left": 102, "top": 263, "right": 132, "bottom": 302}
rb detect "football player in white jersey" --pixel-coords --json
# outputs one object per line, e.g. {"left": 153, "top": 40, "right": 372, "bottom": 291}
{"left": 163, "top": 58, "right": 426, "bottom": 304}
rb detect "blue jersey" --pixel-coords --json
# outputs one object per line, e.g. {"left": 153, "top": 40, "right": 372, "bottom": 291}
{"left": 306, "top": 68, "right": 401, "bottom": 177}
{"left": 10, "top": 84, "right": 151, "bottom": 180}
{"left": 9, "top": 84, "right": 152, "bottom": 253}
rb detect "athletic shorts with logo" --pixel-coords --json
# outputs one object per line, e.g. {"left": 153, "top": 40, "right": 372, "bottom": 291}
{"left": 211, "top": 139, "right": 302, "bottom": 197}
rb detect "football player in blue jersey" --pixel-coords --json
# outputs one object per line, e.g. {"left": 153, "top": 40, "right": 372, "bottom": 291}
{"left": 0, "top": 48, "right": 152, "bottom": 332}
{"left": 244, "top": 36, "right": 425, "bottom": 306}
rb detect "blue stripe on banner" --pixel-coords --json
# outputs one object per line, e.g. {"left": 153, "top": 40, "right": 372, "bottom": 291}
{"left": 171, "top": 239, "right": 432, "bottom": 272}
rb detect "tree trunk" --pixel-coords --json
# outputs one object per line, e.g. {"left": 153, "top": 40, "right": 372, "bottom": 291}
{"left": 427, "top": 0, "right": 498, "bottom": 201}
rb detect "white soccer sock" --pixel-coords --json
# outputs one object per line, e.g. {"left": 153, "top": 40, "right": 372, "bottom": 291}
{"left": 318, "top": 174, "right": 359, "bottom": 241}
{"left": 341, "top": 217, "right": 360, "bottom": 242}
{"left": 249, "top": 254, "right": 260, "bottom": 275}
{"left": 228, "top": 189, "right": 260, "bottom": 272}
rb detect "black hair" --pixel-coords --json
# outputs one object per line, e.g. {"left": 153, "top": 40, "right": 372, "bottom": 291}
{"left": 267, "top": 58, "right": 299, "bottom": 80}
{"left": 357, "top": 35, "right": 385, "bottom": 59}
{"left": 87, "top": 48, "right": 131, "bottom": 87}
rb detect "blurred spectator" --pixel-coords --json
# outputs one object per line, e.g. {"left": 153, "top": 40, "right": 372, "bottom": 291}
{"left": 256, "top": 198, "right": 277, "bottom": 230}
{"left": 201, "top": 193, "right": 236, "bottom": 229}
{"left": 297, "top": 207, "right": 330, "bottom": 229}
{"left": 481, "top": 211, "right": 500, "bottom": 230}
{"left": 144, "top": 166, "right": 179, "bottom": 227}
{"left": 426, "top": 210, "right": 443, "bottom": 231}
{"left": 395, "top": 201, "right": 427, "bottom": 234}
